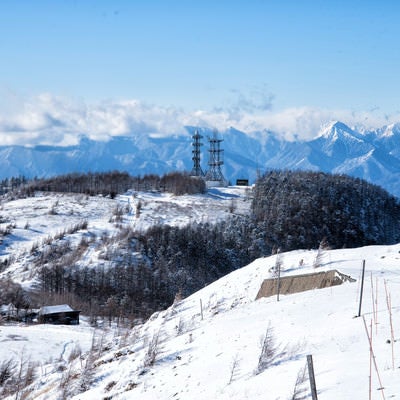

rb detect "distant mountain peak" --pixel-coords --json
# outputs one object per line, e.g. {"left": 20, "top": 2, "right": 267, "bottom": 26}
{"left": 315, "top": 121, "right": 367, "bottom": 152}
{"left": 317, "top": 121, "right": 356, "bottom": 140}
{"left": 378, "top": 122, "right": 400, "bottom": 138}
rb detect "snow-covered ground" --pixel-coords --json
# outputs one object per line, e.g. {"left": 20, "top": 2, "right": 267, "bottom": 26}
{"left": 2, "top": 244, "right": 398, "bottom": 399}
{"left": 0, "top": 318, "right": 96, "bottom": 366}
{"left": 1, "top": 187, "right": 400, "bottom": 399}
{"left": 69, "top": 244, "right": 399, "bottom": 400}
{"left": 0, "top": 186, "right": 250, "bottom": 285}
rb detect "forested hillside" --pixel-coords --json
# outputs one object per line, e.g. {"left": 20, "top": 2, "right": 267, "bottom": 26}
{"left": 1, "top": 171, "right": 206, "bottom": 198}
{"left": 1, "top": 170, "right": 399, "bottom": 325}
{"left": 252, "top": 170, "right": 400, "bottom": 249}
{"left": 37, "top": 219, "right": 257, "bottom": 321}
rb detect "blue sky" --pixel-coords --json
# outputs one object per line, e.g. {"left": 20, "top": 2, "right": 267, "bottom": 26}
{"left": 1, "top": 1, "right": 400, "bottom": 145}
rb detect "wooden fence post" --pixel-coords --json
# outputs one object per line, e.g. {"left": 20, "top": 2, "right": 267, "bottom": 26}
{"left": 276, "top": 263, "right": 281, "bottom": 302}
{"left": 307, "top": 354, "right": 318, "bottom": 400}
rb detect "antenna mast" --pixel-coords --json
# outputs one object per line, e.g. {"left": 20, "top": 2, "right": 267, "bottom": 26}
{"left": 205, "top": 129, "right": 227, "bottom": 187}
{"left": 190, "top": 129, "right": 204, "bottom": 177}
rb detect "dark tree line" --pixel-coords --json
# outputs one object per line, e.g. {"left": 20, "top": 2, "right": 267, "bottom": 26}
{"left": 0, "top": 176, "right": 28, "bottom": 195}
{"left": 252, "top": 170, "right": 400, "bottom": 250}
{"left": 4, "top": 171, "right": 206, "bottom": 199}
{"left": 135, "top": 219, "right": 258, "bottom": 297}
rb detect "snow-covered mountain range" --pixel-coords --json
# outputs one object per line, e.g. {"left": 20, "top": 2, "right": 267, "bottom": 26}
{"left": 1, "top": 121, "right": 400, "bottom": 197}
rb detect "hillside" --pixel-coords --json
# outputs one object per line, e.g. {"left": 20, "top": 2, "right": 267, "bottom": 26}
{"left": 0, "top": 186, "right": 250, "bottom": 286}
{"left": 1, "top": 244, "right": 400, "bottom": 399}
{"left": 1, "top": 122, "right": 400, "bottom": 198}
{"left": 253, "top": 170, "right": 400, "bottom": 250}
{"left": 3, "top": 170, "right": 398, "bottom": 324}
{"left": 0, "top": 186, "right": 399, "bottom": 399}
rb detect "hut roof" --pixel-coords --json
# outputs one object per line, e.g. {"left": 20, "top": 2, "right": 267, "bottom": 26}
{"left": 39, "top": 304, "right": 77, "bottom": 315}
{"left": 0, "top": 303, "right": 16, "bottom": 314}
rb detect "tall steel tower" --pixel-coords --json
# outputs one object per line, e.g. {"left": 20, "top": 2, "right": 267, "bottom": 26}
{"left": 190, "top": 129, "right": 204, "bottom": 177}
{"left": 205, "top": 130, "right": 226, "bottom": 186}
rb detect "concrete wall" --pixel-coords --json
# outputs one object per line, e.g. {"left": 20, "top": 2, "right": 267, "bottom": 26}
{"left": 255, "top": 270, "right": 355, "bottom": 300}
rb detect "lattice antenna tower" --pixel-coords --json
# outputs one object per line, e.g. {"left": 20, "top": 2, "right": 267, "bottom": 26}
{"left": 205, "top": 129, "right": 226, "bottom": 183}
{"left": 191, "top": 129, "right": 204, "bottom": 177}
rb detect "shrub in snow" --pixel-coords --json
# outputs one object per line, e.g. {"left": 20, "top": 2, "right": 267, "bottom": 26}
{"left": 143, "top": 331, "right": 161, "bottom": 367}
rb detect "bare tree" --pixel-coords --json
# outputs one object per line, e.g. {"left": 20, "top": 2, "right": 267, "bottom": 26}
{"left": 0, "top": 358, "right": 16, "bottom": 386}
{"left": 289, "top": 364, "right": 308, "bottom": 400}
{"left": 143, "top": 330, "right": 161, "bottom": 367}
{"left": 228, "top": 353, "right": 241, "bottom": 384}
{"left": 255, "top": 323, "right": 281, "bottom": 375}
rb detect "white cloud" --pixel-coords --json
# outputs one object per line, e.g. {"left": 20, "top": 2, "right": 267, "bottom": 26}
{"left": 0, "top": 93, "right": 398, "bottom": 146}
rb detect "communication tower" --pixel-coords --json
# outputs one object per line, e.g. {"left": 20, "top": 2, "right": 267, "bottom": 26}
{"left": 190, "top": 129, "right": 204, "bottom": 177}
{"left": 205, "top": 130, "right": 227, "bottom": 187}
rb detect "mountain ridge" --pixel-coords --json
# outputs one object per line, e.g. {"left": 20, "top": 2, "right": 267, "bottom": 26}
{"left": 1, "top": 121, "right": 400, "bottom": 197}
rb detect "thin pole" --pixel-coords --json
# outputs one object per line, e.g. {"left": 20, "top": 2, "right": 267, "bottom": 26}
{"left": 307, "top": 354, "right": 318, "bottom": 400}
{"left": 375, "top": 277, "right": 379, "bottom": 336}
{"left": 200, "top": 299, "right": 203, "bottom": 320}
{"left": 370, "top": 273, "right": 376, "bottom": 326}
{"left": 369, "top": 319, "right": 372, "bottom": 400}
{"left": 362, "top": 315, "right": 386, "bottom": 399}
{"left": 358, "top": 260, "right": 366, "bottom": 317}
{"left": 276, "top": 262, "right": 281, "bottom": 302}
{"left": 384, "top": 281, "right": 395, "bottom": 370}
{"left": 389, "top": 293, "right": 394, "bottom": 370}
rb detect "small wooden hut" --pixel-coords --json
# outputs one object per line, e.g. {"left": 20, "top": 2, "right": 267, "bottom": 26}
{"left": 38, "top": 304, "right": 80, "bottom": 325}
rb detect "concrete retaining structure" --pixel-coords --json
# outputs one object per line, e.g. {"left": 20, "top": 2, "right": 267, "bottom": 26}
{"left": 255, "top": 269, "right": 355, "bottom": 300}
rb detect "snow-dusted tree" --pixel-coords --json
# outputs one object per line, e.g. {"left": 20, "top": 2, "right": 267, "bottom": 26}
{"left": 143, "top": 330, "right": 161, "bottom": 367}
{"left": 289, "top": 363, "right": 308, "bottom": 400}
{"left": 271, "top": 250, "right": 282, "bottom": 277}
{"left": 76, "top": 336, "right": 97, "bottom": 396}
{"left": 313, "top": 238, "right": 330, "bottom": 268}
{"left": 255, "top": 323, "right": 282, "bottom": 375}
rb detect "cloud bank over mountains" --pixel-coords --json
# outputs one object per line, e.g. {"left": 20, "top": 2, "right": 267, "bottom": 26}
{"left": 0, "top": 92, "right": 399, "bottom": 147}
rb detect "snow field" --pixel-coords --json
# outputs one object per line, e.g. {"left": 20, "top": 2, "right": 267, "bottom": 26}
{"left": 58, "top": 244, "right": 400, "bottom": 399}
{"left": 1, "top": 188, "right": 399, "bottom": 399}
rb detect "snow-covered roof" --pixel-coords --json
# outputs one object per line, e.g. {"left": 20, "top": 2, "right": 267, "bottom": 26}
{"left": 39, "top": 304, "right": 77, "bottom": 315}
{"left": 0, "top": 303, "right": 16, "bottom": 313}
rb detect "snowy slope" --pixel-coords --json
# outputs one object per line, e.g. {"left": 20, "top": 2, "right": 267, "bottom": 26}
{"left": 0, "top": 187, "right": 251, "bottom": 285}
{"left": 1, "top": 187, "right": 399, "bottom": 399}
{"left": 77, "top": 245, "right": 400, "bottom": 400}
{"left": 3, "top": 244, "right": 399, "bottom": 399}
